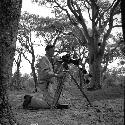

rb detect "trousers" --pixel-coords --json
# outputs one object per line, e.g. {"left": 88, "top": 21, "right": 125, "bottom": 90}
{"left": 38, "top": 81, "right": 54, "bottom": 106}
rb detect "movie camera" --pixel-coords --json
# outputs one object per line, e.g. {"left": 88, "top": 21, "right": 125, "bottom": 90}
{"left": 57, "top": 53, "right": 80, "bottom": 70}
{"left": 56, "top": 53, "right": 92, "bottom": 84}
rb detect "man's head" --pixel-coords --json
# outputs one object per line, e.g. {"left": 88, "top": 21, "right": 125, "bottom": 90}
{"left": 45, "top": 45, "right": 54, "bottom": 57}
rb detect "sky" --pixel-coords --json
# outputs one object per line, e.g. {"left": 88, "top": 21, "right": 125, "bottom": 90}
{"left": 21, "top": 0, "right": 54, "bottom": 17}
{"left": 12, "top": 0, "right": 123, "bottom": 75}
{"left": 13, "top": 0, "right": 52, "bottom": 74}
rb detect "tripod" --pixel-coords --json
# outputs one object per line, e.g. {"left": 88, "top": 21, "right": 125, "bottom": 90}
{"left": 51, "top": 63, "right": 92, "bottom": 109}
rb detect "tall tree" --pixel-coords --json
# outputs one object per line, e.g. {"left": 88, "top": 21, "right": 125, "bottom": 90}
{"left": 18, "top": 30, "right": 38, "bottom": 92}
{"left": 33, "top": 0, "right": 122, "bottom": 89}
{"left": 17, "top": 12, "right": 44, "bottom": 92}
{"left": 0, "top": 0, "right": 22, "bottom": 125}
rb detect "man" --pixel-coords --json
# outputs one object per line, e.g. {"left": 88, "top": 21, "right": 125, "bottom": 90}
{"left": 36, "top": 45, "right": 64, "bottom": 107}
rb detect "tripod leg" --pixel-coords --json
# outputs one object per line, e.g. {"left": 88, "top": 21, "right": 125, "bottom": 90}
{"left": 51, "top": 78, "right": 64, "bottom": 108}
{"left": 69, "top": 72, "right": 92, "bottom": 107}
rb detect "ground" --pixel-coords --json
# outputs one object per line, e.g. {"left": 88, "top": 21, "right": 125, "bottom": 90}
{"left": 8, "top": 86, "right": 124, "bottom": 125}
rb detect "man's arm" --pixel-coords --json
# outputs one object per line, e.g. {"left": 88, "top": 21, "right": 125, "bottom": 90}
{"left": 38, "top": 56, "right": 63, "bottom": 79}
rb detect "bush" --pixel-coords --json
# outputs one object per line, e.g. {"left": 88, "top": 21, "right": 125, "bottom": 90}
{"left": 103, "top": 77, "right": 116, "bottom": 88}
{"left": 21, "top": 78, "right": 35, "bottom": 92}
{"left": 102, "top": 69, "right": 125, "bottom": 88}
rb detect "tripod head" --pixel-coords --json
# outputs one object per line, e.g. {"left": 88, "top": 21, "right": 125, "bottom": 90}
{"left": 57, "top": 53, "right": 80, "bottom": 70}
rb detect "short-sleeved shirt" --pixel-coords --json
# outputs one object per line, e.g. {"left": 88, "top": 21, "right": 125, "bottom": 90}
{"left": 36, "top": 55, "right": 54, "bottom": 82}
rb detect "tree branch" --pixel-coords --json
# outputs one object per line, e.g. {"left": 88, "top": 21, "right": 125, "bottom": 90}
{"left": 90, "top": 0, "right": 99, "bottom": 21}
{"left": 100, "top": 0, "right": 121, "bottom": 56}
{"left": 112, "top": 25, "right": 122, "bottom": 28}
{"left": 53, "top": 32, "right": 61, "bottom": 46}
{"left": 67, "top": 0, "right": 90, "bottom": 41}
{"left": 105, "top": 0, "right": 121, "bottom": 36}
{"left": 102, "top": 39, "right": 122, "bottom": 73}
{"left": 96, "top": 0, "right": 117, "bottom": 24}
{"left": 21, "top": 51, "right": 31, "bottom": 64}
{"left": 54, "top": 1, "right": 76, "bottom": 26}
{"left": 102, "top": 55, "right": 109, "bottom": 74}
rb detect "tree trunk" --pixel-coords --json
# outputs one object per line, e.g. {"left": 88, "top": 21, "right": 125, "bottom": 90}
{"left": 88, "top": 40, "right": 102, "bottom": 90}
{"left": 15, "top": 53, "right": 22, "bottom": 90}
{"left": 31, "top": 44, "right": 38, "bottom": 92}
{"left": 0, "top": 1, "right": 22, "bottom": 125}
{"left": 31, "top": 64, "right": 38, "bottom": 92}
{"left": 121, "top": 0, "right": 125, "bottom": 42}
{"left": 89, "top": 57, "right": 102, "bottom": 89}
{"left": 16, "top": 67, "right": 21, "bottom": 90}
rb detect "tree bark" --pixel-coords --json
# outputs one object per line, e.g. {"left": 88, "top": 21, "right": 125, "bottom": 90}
{"left": 31, "top": 64, "right": 38, "bottom": 92}
{"left": 89, "top": 57, "right": 102, "bottom": 89}
{"left": 121, "top": 0, "right": 125, "bottom": 42}
{"left": 15, "top": 53, "right": 22, "bottom": 90}
{"left": 31, "top": 45, "right": 38, "bottom": 92}
{"left": 88, "top": 39, "right": 102, "bottom": 89}
{"left": 16, "top": 68, "right": 21, "bottom": 90}
{"left": 0, "top": 0, "right": 22, "bottom": 125}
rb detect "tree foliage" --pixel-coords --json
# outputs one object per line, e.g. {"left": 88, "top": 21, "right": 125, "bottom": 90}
{"left": 16, "top": 12, "right": 51, "bottom": 92}
{"left": 32, "top": 0, "right": 122, "bottom": 89}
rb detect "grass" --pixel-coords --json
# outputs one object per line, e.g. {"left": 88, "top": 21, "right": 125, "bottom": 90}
{"left": 8, "top": 86, "right": 124, "bottom": 125}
